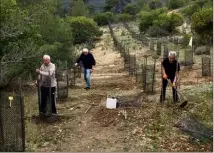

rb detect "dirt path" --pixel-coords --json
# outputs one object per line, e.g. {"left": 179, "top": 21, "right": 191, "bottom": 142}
{"left": 34, "top": 27, "right": 140, "bottom": 152}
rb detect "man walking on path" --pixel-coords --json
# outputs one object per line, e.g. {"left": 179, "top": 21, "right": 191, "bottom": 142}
{"left": 36, "top": 55, "right": 57, "bottom": 115}
{"left": 75, "top": 48, "right": 96, "bottom": 90}
{"left": 160, "top": 51, "right": 180, "bottom": 103}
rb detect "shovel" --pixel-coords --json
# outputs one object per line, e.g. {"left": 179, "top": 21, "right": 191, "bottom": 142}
{"left": 167, "top": 79, "right": 188, "bottom": 108}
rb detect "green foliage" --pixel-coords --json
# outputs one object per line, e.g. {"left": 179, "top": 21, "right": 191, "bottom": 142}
{"left": 136, "top": 0, "right": 146, "bottom": 9}
{"left": 153, "top": 13, "right": 171, "bottom": 29}
{"left": 67, "top": 16, "right": 102, "bottom": 44}
{"left": 148, "top": 0, "right": 163, "bottom": 10}
{"left": 104, "top": 0, "right": 119, "bottom": 12}
{"left": 169, "top": 12, "right": 183, "bottom": 27}
{"left": 147, "top": 26, "right": 170, "bottom": 37}
{"left": 0, "top": 0, "right": 75, "bottom": 87}
{"left": 123, "top": 4, "right": 140, "bottom": 16}
{"left": 167, "top": 0, "right": 186, "bottom": 9}
{"left": 182, "top": 33, "right": 191, "bottom": 46}
{"left": 104, "top": 0, "right": 132, "bottom": 13}
{"left": 181, "top": 3, "right": 201, "bottom": 20}
{"left": 138, "top": 8, "right": 168, "bottom": 32}
{"left": 191, "top": 7, "right": 213, "bottom": 43}
{"left": 202, "top": 0, "right": 213, "bottom": 8}
{"left": 93, "top": 12, "right": 114, "bottom": 26}
{"left": 87, "top": 4, "right": 96, "bottom": 15}
{"left": 195, "top": 0, "right": 212, "bottom": 7}
{"left": 138, "top": 8, "right": 183, "bottom": 34}
{"left": 138, "top": 11, "right": 154, "bottom": 32}
{"left": 153, "top": 12, "right": 183, "bottom": 32}
{"left": 152, "top": 7, "right": 168, "bottom": 15}
{"left": 70, "top": 0, "right": 89, "bottom": 17}
{"left": 117, "top": 13, "right": 133, "bottom": 22}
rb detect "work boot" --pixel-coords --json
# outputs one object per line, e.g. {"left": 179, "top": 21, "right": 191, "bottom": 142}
{"left": 173, "top": 95, "right": 179, "bottom": 103}
{"left": 84, "top": 87, "right": 90, "bottom": 90}
{"left": 159, "top": 95, "right": 165, "bottom": 103}
{"left": 173, "top": 97, "right": 179, "bottom": 103}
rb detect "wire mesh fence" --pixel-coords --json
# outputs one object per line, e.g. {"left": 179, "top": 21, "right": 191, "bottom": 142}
{"left": 109, "top": 22, "right": 137, "bottom": 76}
{"left": 202, "top": 56, "right": 212, "bottom": 76}
{"left": 150, "top": 41, "right": 155, "bottom": 51}
{"left": 123, "top": 22, "right": 150, "bottom": 46}
{"left": 68, "top": 57, "right": 82, "bottom": 88}
{"left": 163, "top": 44, "right": 169, "bottom": 59}
{"left": 55, "top": 60, "right": 69, "bottom": 99}
{"left": 157, "top": 41, "right": 162, "bottom": 56}
{"left": 142, "top": 56, "right": 157, "bottom": 93}
{"left": 109, "top": 22, "right": 213, "bottom": 96}
{"left": 129, "top": 55, "right": 137, "bottom": 76}
{"left": 0, "top": 80, "right": 25, "bottom": 152}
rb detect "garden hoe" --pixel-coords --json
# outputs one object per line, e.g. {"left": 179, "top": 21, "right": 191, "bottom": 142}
{"left": 167, "top": 79, "right": 188, "bottom": 108}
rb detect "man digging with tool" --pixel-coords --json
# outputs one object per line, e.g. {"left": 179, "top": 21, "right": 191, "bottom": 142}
{"left": 160, "top": 51, "right": 180, "bottom": 103}
{"left": 36, "top": 55, "right": 57, "bottom": 115}
{"left": 75, "top": 48, "right": 96, "bottom": 90}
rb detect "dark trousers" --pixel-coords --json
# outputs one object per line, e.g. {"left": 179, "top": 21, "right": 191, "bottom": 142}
{"left": 40, "top": 86, "right": 57, "bottom": 114}
{"left": 160, "top": 78, "right": 178, "bottom": 103}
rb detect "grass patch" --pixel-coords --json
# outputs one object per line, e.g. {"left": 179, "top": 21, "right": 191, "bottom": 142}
{"left": 188, "top": 90, "right": 213, "bottom": 128}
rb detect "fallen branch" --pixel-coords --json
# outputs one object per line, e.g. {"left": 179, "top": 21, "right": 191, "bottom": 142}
{"left": 85, "top": 102, "right": 95, "bottom": 114}
{"left": 85, "top": 106, "right": 92, "bottom": 114}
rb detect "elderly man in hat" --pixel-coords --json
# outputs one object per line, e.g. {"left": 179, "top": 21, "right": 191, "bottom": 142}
{"left": 160, "top": 51, "right": 180, "bottom": 103}
{"left": 36, "top": 55, "right": 57, "bottom": 115}
{"left": 75, "top": 48, "right": 96, "bottom": 90}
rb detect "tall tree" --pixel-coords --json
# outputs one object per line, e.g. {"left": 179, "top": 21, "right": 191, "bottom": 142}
{"left": 104, "top": 0, "right": 131, "bottom": 13}
{"left": 70, "top": 0, "right": 89, "bottom": 17}
{"left": 148, "top": 0, "right": 163, "bottom": 10}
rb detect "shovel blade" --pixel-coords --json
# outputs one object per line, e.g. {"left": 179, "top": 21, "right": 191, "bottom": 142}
{"left": 179, "top": 100, "right": 188, "bottom": 108}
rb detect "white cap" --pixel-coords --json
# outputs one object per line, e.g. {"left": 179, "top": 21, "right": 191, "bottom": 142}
{"left": 168, "top": 51, "right": 177, "bottom": 57}
{"left": 83, "top": 48, "right": 88, "bottom": 53}
{"left": 43, "top": 55, "right": 50, "bottom": 60}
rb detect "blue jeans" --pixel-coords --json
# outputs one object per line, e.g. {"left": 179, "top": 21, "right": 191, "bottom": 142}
{"left": 84, "top": 69, "right": 91, "bottom": 88}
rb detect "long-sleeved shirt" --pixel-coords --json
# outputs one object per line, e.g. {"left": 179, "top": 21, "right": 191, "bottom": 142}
{"left": 38, "top": 63, "right": 57, "bottom": 87}
{"left": 162, "top": 58, "right": 180, "bottom": 79}
{"left": 76, "top": 52, "right": 96, "bottom": 69}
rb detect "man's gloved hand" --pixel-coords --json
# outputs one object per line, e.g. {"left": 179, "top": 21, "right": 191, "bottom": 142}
{"left": 74, "top": 63, "right": 78, "bottom": 67}
{"left": 163, "top": 73, "right": 168, "bottom": 79}
{"left": 34, "top": 80, "right": 38, "bottom": 87}
{"left": 172, "top": 82, "right": 176, "bottom": 88}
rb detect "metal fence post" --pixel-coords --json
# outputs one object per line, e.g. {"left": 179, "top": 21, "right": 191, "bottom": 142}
{"left": 152, "top": 58, "right": 156, "bottom": 93}
{"left": 48, "top": 71, "right": 52, "bottom": 116}
{"left": 0, "top": 94, "right": 5, "bottom": 151}
{"left": 19, "top": 78, "right": 25, "bottom": 152}
{"left": 37, "top": 74, "right": 41, "bottom": 116}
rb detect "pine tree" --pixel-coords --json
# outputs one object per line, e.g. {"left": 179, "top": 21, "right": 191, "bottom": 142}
{"left": 70, "top": 0, "right": 89, "bottom": 17}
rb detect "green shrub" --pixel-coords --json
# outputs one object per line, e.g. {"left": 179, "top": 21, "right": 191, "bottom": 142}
{"left": 148, "top": 0, "right": 163, "bottom": 10}
{"left": 138, "top": 11, "right": 154, "bottom": 32}
{"left": 153, "top": 13, "right": 171, "bottom": 30}
{"left": 169, "top": 12, "right": 183, "bottom": 27}
{"left": 181, "top": 3, "right": 200, "bottom": 20}
{"left": 191, "top": 7, "right": 213, "bottom": 43}
{"left": 167, "top": 0, "right": 185, "bottom": 9}
{"left": 123, "top": 4, "right": 140, "bottom": 16}
{"left": 147, "top": 26, "right": 170, "bottom": 37}
{"left": 182, "top": 33, "right": 191, "bottom": 46}
{"left": 153, "top": 12, "right": 183, "bottom": 32}
{"left": 67, "top": 16, "right": 102, "bottom": 44}
{"left": 70, "top": 0, "right": 89, "bottom": 17}
{"left": 195, "top": 0, "right": 212, "bottom": 8}
{"left": 138, "top": 8, "right": 169, "bottom": 32}
{"left": 93, "top": 12, "right": 114, "bottom": 26}
{"left": 117, "top": 13, "right": 133, "bottom": 22}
